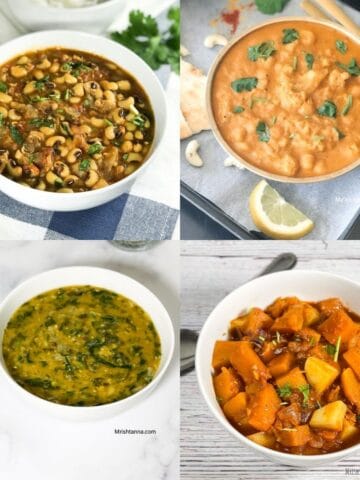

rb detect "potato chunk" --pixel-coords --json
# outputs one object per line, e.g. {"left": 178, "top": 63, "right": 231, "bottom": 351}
{"left": 247, "top": 431, "right": 275, "bottom": 448}
{"left": 340, "top": 419, "right": 359, "bottom": 442}
{"left": 305, "top": 356, "right": 339, "bottom": 395}
{"left": 310, "top": 400, "right": 347, "bottom": 431}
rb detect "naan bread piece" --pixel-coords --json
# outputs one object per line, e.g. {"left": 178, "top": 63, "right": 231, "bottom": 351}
{"left": 180, "top": 59, "right": 210, "bottom": 139}
{"left": 180, "top": 109, "right": 192, "bottom": 139}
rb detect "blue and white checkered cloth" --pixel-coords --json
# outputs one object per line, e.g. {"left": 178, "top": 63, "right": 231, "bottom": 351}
{"left": 0, "top": 0, "right": 179, "bottom": 240}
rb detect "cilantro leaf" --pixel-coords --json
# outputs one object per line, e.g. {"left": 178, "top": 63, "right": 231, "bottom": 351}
{"left": 79, "top": 159, "right": 91, "bottom": 171}
{"left": 336, "top": 58, "right": 360, "bottom": 76}
{"left": 9, "top": 125, "right": 24, "bottom": 145}
{"left": 304, "top": 53, "right": 314, "bottom": 70}
{"left": 233, "top": 105, "right": 245, "bottom": 113}
{"left": 336, "top": 40, "right": 347, "bottom": 54}
{"left": 248, "top": 41, "right": 276, "bottom": 61}
{"left": 298, "top": 384, "right": 311, "bottom": 406}
{"left": 282, "top": 28, "right": 299, "bottom": 44}
{"left": 278, "top": 383, "right": 292, "bottom": 399}
{"left": 87, "top": 143, "right": 103, "bottom": 156}
{"left": 255, "top": 0, "right": 290, "bottom": 14}
{"left": 256, "top": 121, "right": 270, "bottom": 142}
{"left": 110, "top": 8, "right": 180, "bottom": 74}
{"left": 317, "top": 100, "right": 337, "bottom": 118}
{"left": 342, "top": 95, "right": 353, "bottom": 116}
{"left": 231, "top": 77, "right": 258, "bottom": 92}
{"left": 0, "top": 81, "right": 8, "bottom": 93}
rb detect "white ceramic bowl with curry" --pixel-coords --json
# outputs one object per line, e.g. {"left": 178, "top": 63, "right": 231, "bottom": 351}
{"left": 0, "top": 266, "right": 174, "bottom": 420}
{"left": 207, "top": 17, "right": 360, "bottom": 183}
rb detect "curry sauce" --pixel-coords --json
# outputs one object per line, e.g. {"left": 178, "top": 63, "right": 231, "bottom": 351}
{"left": 2, "top": 286, "right": 161, "bottom": 406}
{"left": 211, "top": 21, "right": 360, "bottom": 178}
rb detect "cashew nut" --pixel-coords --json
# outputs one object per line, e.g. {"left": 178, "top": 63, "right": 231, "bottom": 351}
{"left": 180, "top": 44, "right": 190, "bottom": 57}
{"left": 185, "top": 140, "right": 203, "bottom": 168}
{"left": 224, "top": 156, "right": 244, "bottom": 170}
{"left": 204, "top": 34, "right": 228, "bottom": 49}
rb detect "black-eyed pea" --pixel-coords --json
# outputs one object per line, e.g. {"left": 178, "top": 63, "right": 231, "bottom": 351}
{"left": 300, "top": 153, "right": 315, "bottom": 170}
{"left": 124, "top": 132, "right": 134, "bottom": 141}
{"left": 112, "top": 108, "right": 125, "bottom": 124}
{"left": 69, "top": 96, "right": 81, "bottom": 104}
{"left": 105, "top": 125, "right": 115, "bottom": 140}
{"left": 46, "top": 171, "right": 62, "bottom": 185}
{"left": 127, "top": 152, "right": 143, "bottom": 162}
{"left": 93, "top": 179, "right": 109, "bottom": 189}
{"left": 124, "top": 164, "right": 137, "bottom": 176}
{"left": 117, "top": 93, "right": 125, "bottom": 102}
{"left": 90, "top": 117, "right": 105, "bottom": 128}
{"left": 23, "top": 82, "right": 36, "bottom": 95}
{"left": 54, "top": 75, "right": 65, "bottom": 85}
{"left": 133, "top": 144, "right": 143, "bottom": 153}
{"left": 118, "top": 97, "right": 134, "bottom": 110}
{"left": 100, "top": 80, "right": 118, "bottom": 91}
{"left": 106, "top": 62, "right": 117, "bottom": 71}
{"left": 125, "top": 121, "right": 136, "bottom": 132}
{"left": 89, "top": 159, "right": 98, "bottom": 170}
{"left": 15, "top": 149, "right": 23, "bottom": 161}
{"left": 118, "top": 80, "right": 131, "bottom": 91}
{"left": 126, "top": 112, "right": 135, "bottom": 121}
{"left": 36, "top": 180, "right": 46, "bottom": 191}
{"left": 73, "top": 83, "right": 85, "bottom": 97}
{"left": 64, "top": 73, "right": 77, "bottom": 85}
{"left": 104, "top": 90, "right": 116, "bottom": 105}
{"left": 46, "top": 136, "right": 66, "bottom": 147}
{"left": 59, "top": 145, "right": 69, "bottom": 158}
{"left": 8, "top": 109, "right": 21, "bottom": 121}
{"left": 37, "top": 58, "right": 51, "bottom": 70}
{"left": 7, "top": 161, "right": 22, "bottom": 178}
{"left": 134, "top": 130, "right": 143, "bottom": 140}
{"left": 40, "top": 126, "right": 56, "bottom": 137}
{"left": 57, "top": 188, "right": 73, "bottom": 193}
{"left": 67, "top": 148, "right": 82, "bottom": 164}
{"left": 11, "top": 66, "right": 28, "bottom": 78}
{"left": 0, "top": 92, "right": 12, "bottom": 104}
{"left": 85, "top": 169, "right": 99, "bottom": 188}
{"left": 0, "top": 106, "right": 8, "bottom": 118}
{"left": 33, "top": 69, "right": 45, "bottom": 80}
{"left": 121, "top": 140, "right": 133, "bottom": 153}
{"left": 54, "top": 161, "right": 70, "bottom": 178}
{"left": 64, "top": 174, "right": 79, "bottom": 187}
{"left": 50, "top": 63, "right": 60, "bottom": 73}
{"left": 17, "top": 56, "right": 29, "bottom": 65}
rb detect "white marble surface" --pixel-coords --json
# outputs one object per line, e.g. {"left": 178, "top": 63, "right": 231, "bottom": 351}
{"left": 181, "top": 241, "right": 360, "bottom": 479}
{"left": 0, "top": 240, "right": 179, "bottom": 480}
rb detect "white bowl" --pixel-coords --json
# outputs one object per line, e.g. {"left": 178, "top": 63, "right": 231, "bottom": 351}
{"left": 0, "top": 30, "right": 167, "bottom": 211}
{"left": 0, "top": 266, "right": 175, "bottom": 420}
{"left": 7, "top": 0, "right": 127, "bottom": 34}
{"left": 196, "top": 270, "right": 360, "bottom": 467}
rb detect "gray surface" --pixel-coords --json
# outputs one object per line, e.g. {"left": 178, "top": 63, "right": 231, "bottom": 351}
{"left": 181, "top": 0, "right": 360, "bottom": 240}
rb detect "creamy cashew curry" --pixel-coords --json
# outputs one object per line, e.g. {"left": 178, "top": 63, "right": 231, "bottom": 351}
{"left": 0, "top": 48, "right": 154, "bottom": 192}
{"left": 212, "top": 297, "right": 360, "bottom": 454}
{"left": 211, "top": 21, "right": 360, "bottom": 178}
{"left": 2, "top": 286, "right": 161, "bottom": 406}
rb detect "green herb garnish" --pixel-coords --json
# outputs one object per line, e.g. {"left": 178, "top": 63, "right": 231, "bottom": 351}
{"left": 304, "top": 52, "right": 314, "bottom": 70}
{"left": 34, "top": 75, "right": 50, "bottom": 91}
{"left": 298, "top": 384, "right": 311, "bottom": 406}
{"left": 233, "top": 105, "right": 245, "bottom": 113}
{"left": 336, "top": 58, "right": 360, "bottom": 76}
{"left": 255, "top": 0, "right": 290, "bottom": 14}
{"left": 9, "top": 124, "right": 24, "bottom": 145}
{"left": 63, "top": 89, "right": 72, "bottom": 101}
{"left": 282, "top": 28, "right": 299, "bottom": 44}
{"left": 278, "top": 383, "right": 292, "bottom": 399}
{"left": 317, "top": 100, "right": 337, "bottom": 118}
{"left": 79, "top": 159, "right": 91, "bottom": 171}
{"left": 29, "top": 117, "right": 54, "bottom": 128}
{"left": 326, "top": 343, "right": 336, "bottom": 356}
{"left": 256, "top": 121, "right": 270, "bottom": 142}
{"left": 336, "top": 40, "right": 347, "bottom": 54}
{"left": 87, "top": 143, "right": 103, "bottom": 156}
{"left": 334, "top": 336, "right": 341, "bottom": 362}
{"left": 231, "top": 77, "right": 258, "bottom": 93}
{"left": 133, "top": 114, "right": 147, "bottom": 128}
{"left": 342, "top": 95, "right": 353, "bottom": 116}
{"left": 0, "top": 112, "right": 4, "bottom": 128}
{"left": 249, "top": 96, "right": 267, "bottom": 109}
{"left": 248, "top": 41, "right": 276, "bottom": 61}
{"left": 110, "top": 7, "right": 180, "bottom": 74}
{"left": 0, "top": 81, "right": 8, "bottom": 93}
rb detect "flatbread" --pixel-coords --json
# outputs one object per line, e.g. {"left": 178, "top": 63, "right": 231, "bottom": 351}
{"left": 180, "top": 59, "right": 210, "bottom": 139}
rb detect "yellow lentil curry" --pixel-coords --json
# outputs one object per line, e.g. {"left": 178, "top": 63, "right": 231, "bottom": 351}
{"left": 0, "top": 48, "right": 154, "bottom": 192}
{"left": 2, "top": 286, "right": 161, "bottom": 406}
{"left": 211, "top": 21, "right": 360, "bottom": 178}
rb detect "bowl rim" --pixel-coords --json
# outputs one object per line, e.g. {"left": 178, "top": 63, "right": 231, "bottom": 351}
{"left": 0, "top": 29, "right": 167, "bottom": 201}
{"left": 206, "top": 16, "right": 360, "bottom": 184}
{"left": 0, "top": 265, "right": 175, "bottom": 411}
{"left": 9, "top": 0, "right": 124, "bottom": 13}
{"left": 196, "top": 269, "right": 360, "bottom": 463}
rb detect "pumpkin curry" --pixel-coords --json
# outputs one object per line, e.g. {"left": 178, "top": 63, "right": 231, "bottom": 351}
{"left": 212, "top": 297, "right": 360, "bottom": 454}
{"left": 2, "top": 286, "right": 161, "bottom": 406}
{"left": 211, "top": 21, "right": 360, "bottom": 178}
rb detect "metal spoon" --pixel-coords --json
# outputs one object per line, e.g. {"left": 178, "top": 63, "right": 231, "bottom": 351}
{"left": 180, "top": 252, "right": 298, "bottom": 376}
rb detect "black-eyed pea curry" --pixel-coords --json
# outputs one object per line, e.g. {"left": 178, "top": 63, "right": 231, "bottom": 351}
{"left": 0, "top": 48, "right": 154, "bottom": 192}
{"left": 211, "top": 21, "right": 360, "bottom": 178}
{"left": 2, "top": 286, "right": 161, "bottom": 406}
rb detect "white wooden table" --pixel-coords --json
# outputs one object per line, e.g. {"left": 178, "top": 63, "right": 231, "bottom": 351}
{"left": 181, "top": 241, "right": 360, "bottom": 479}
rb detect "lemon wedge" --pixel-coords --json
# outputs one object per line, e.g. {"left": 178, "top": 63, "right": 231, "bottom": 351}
{"left": 249, "top": 180, "right": 314, "bottom": 239}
